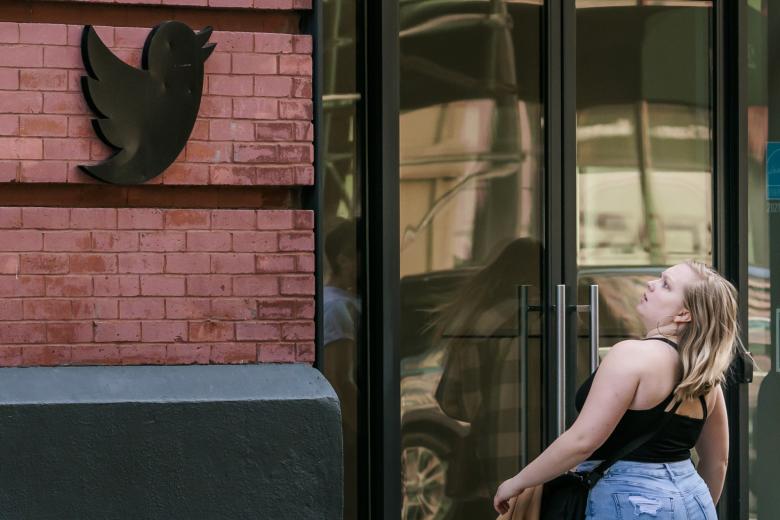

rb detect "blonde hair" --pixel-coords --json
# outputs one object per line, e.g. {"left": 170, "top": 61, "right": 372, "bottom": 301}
{"left": 673, "top": 260, "right": 739, "bottom": 401}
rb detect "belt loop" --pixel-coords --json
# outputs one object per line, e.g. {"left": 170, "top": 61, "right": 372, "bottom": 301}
{"left": 663, "top": 463, "right": 675, "bottom": 480}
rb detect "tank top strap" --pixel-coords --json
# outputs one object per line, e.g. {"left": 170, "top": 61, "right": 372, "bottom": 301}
{"left": 640, "top": 336, "right": 678, "bottom": 350}
{"left": 699, "top": 395, "right": 708, "bottom": 420}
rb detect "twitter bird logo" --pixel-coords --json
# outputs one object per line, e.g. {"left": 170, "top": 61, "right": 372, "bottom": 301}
{"left": 79, "top": 22, "right": 216, "bottom": 185}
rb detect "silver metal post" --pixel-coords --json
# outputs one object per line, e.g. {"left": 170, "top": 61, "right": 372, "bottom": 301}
{"left": 556, "top": 284, "right": 566, "bottom": 437}
{"left": 517, "top": 285, "right": 529, "bottom": 465}
{"left": 590, "top": 284, "right": 600, "bottom": 371}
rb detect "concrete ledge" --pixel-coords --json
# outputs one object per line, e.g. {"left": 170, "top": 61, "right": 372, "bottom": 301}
{"left": 0, "top": 364, "right": 343, "bottom": 520}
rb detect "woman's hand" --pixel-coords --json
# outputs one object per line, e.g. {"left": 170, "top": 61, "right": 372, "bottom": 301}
{"left": 493, "top": 475, "right": 524, "bottom": 514}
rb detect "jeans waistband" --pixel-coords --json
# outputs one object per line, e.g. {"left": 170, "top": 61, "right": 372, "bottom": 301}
{"left": 578, "top": 459, "right": 696, "bottom": 479}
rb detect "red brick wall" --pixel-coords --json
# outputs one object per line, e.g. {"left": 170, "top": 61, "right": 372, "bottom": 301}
{"left": 0, "top": 8, "right": 315, "bottom": 366}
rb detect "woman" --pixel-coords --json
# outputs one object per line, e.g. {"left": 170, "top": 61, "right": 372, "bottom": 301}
{"left": 494, "top": 260, "right": 737, "bottom": 519}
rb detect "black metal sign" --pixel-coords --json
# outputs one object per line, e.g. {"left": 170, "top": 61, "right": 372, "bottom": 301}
{"left": 79, "top": 22, "right": 216, "bottom": 185}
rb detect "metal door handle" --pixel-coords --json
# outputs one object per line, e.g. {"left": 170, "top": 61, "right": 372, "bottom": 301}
{"left": 556, "top": 284, "right": 566, "bottom": 437}
{"left": 589, "top": 284, "right": 599, "bottom": 371}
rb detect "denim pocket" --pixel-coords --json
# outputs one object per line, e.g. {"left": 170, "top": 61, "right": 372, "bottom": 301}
{"left": 612, "top": 493, "right": 674, "bottom": 519}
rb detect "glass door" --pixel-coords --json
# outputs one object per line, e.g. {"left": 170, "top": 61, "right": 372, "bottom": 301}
{"left": 397, "top": 1, "right": 545, "bottom": 518}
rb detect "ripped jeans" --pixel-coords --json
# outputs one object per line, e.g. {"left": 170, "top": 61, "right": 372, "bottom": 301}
{"left": 575, "top": 459, "right": 717, "bottom": 519}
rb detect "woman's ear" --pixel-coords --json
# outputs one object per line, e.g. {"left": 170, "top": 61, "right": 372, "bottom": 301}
{"left": 673, "top": 309, "right": 692, "bottom": 323}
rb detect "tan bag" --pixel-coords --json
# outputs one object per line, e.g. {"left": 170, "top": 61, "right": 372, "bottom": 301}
{"left": 496, "top": 484, "right": 543, "bottom": 520}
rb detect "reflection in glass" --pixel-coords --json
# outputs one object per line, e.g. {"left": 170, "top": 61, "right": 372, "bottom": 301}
{"left": 399, "top": 1, "right": 544, "bottom": 518}
{"left": 321, "top": 0, "right": 361, "bottom": 518}
{"left": 575, "top": 3, "right": 713, "bottom": 384}
{"left": 746, "top": 2, "right": 780, "bottom": 518}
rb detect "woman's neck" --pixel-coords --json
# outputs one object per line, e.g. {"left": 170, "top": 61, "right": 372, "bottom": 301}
{"left": 643, "top": 326, "right": 678, "bottom": 342}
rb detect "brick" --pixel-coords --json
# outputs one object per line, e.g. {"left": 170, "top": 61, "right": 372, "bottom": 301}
{"left": 208, "top": 75, "right": 253, "bottom": 96}
{"left": 256, "top": 210, "right": 293, "bottom": 230}
{"left": 210, "top": 31, "right": 253, "bottom": 52}
{"left": 0, "top": 137, "right": 42, "bottom": 159}
{"left": 166, "top": 253, "right": 211, "bottom": 273}
{"left": 140, "top": 275, "right": 186, "bottom": 296}
{"left": 296, "top": 253, "right": 314, "bottom": 272}
{"left": 293, "top": 210, "right": 314, "bottom": 229}
{"left": 19, "top": 161, "right": 67, "bottom": 182}
{"left": 19, "top": 24, "right": 67, "bottom": 45}
{"left": 72, "top": 299, "right": 118, "bottom": 319}
{"left": 0, "top": 161, "right": 18, "bottom": 182}
{"left": 0, "top": 208, "right": 21, "bottom": 228}
{"left": 22, "top": 207, "right": 69, "bottom": 228}
{"left": 0, "top": 275, "right": 44, "bottom": 296}
{"left": 114, "top": 49, "right": 142, "bottom": 67}
{"left": 164, "top": 209, "right": 210, "bottom": 230}
{"left": 19, "top": 253, "right": 68, "bottom": 274}
{"left": 0, "top": 254, "right": 18, "bottom": 275}
{"left": 292, "top": 77, "right": 312, "bottom": 99}
{"left": 235, "top": 321, "right": 280, "bottom": 341}
{"left": 232, "top": 275, "right": 277, "bottom": 296}
{"left": 255, "top": 254, "right": 296, "bottom": 273}
{"left": 114, "top": 26, "right": 148, "bottom": 48}
{"left": 44, "top": 138, "right": 90, "bottom": 160}
{"left": 43, "top": 46, "right": 82, "bottom": 69}
{"left": 69, "top": 253, "right": 116, "bottom": 273}
{"left": 186, "top": 275, "right": 232, "bottom": 296}
{"left": 293, "top": 122, "right": 313, "bottom": 141}
{"left": 93, "top": 275, "right": 139, "bottom": 297}
{"left": 71, "top": 208, "right": 117, "bottom": 229}
{"left": 46, "top": 322, "right": 92, "bottom": 343}
{"left": 209, "top": 120, "right": 254, "bottom": 141}
{"left": 118, "top": 208, "right": 164, "bottom": 229}
{"left": 232, "top": 231, "right": 277, "bottom": 252}
{"left": 199, "top": 96, "right": 232, "bottom": 118}
{"left": 232, "top": 53, "right": 276, "bottom": 75}
{"left": 23, "top": 299, "right": 72, "bottom": 320}
{"left": 45, "top": 275, "right": 93, "bottom": 296}
{"left": 119, "top": 298, "right": 165, "bottom": 319}
{"left": 210, "top": 165, "right": 255, "bottom": 185}
{"left": 279, "top": 100, "right": 313, "bottom": 121}
{"left": 189, "top": 321, "right": 234, "bottom": 342}
{"left": 233, "top": 98, "right": 277, "bottom": 120}
{"left": 210, "top": 343, "right": 256, "bottom": 364}
{"left": 70, "top": 346, "right": 121, "bottom": 365}
{"left": 161, "top": 163, "right": 210, "bottom": 185}
{"left": 20, "top": 69, "right": 67, "bottom": 91}
{"left": 254, "top": 0, "right": 294, "bottom": 8}
{"left": 94, "top": 321, "right": 141, "bottom": 342}
{"left": 166, "top": 343, "right": 209, "bottom": 365}
{"left": 67, "top": 25, "right": 114, "bottom": 47}
{"left": 0, "top": 114, "right": 19, "bottom": 136}
{"left": 0, "top": 347, "right": 22, "bottom": 366}
{"left": 234, "top": 143, "right": 277, "bottom": 163}
{"left": 0, "top": 23, "right": 19, "bottom": 44}
{"left": 0, "top": 70, "right": 18, "bottom": 91}
{"left": 295, "top": 342, "right": 315, "bottom": 363}
{"left": 43, "top": 92, "right": 87, "bottom": 114}
{"left": 120, "top": 345, "right": 167, "bottom": 365}
{"left": 139, "top": 231, "right": 186, "bottom": 252}
{"left": 292, "top": 35, "right": 312, "bottom": 54}
{"left": 211, "top": 253, "right": 255, "bottom": 273}
{"left": 23, "top": 345, "right": 72, "bottom": 366}
{"left": 92, "top": 231, "right": 139, "bottom": 251}
{"left": 257, "top": 298, "right": 313, "bottom": 319}
{"left": 211, "top": 210, "right": 255, "bottom": 230}
{"left": 186, "top": 141, "right": 232, "bottom": 163}
{"left": 165, "top": 298, "right": 211, "bottom": 319}
{"left": 279, "top": 55, "right": 312, "bottom": 76}
{"left": 294, "top": 165, "right": 314, "bottom": 184}
{"left": 191, "top": 120, "right": 209, "bottom": 140}
{"left": 0, "top": 45, "right": 42, "bottom": 68}
{"left": 209, "top": 0, "right": 254, "bottom": 7}
{"left": 204, "top": 53, "right": 231, "bottom": 74}
{"left": 279, "top": 231, "right": 314, "bottom": 251}
{"left": 254, "top": 76, "right": 292, "bottom": 98}
{"left": 280, "top": 274, "right": 314, "bottom": 295}
{"left": 20, "top": 115, "right": 68, "bottom": 136}
{"left": 254, "top": 33, "right": 293, "bottom": 53}
{"left": 211, "top": 298, "right": 256, "bottom": 320}
{"left": 43, "top": 231, "right": 91, "bottom": 251}
{"left": 186, "top": 231, "right": 231, "bottom": 252}
{"left": 118, "top": 253, "right": 164, "bottom": 273}
{"left": 281, "top": 321, "right": 315, "bottom": 340}
{"left": 0, "top": 230, "right": 43, "bottom": 251}
{"left": 163, "top": 0, "right": 208, "bottom": 6}
{"left": 0, "top": 323, "right": 45, "bottom": 343}
{"left": 258, "top": 343, "right": 296, "bottom": 363}
{"left": 254, "top": 121, "right": 295, "bottom": 141}
{"left": 142, "top": 321, "right": 188, "bottom": 342}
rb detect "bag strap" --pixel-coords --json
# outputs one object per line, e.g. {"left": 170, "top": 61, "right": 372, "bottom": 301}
{"left": 584, "top": 399, "right": 682, "bottom": 487}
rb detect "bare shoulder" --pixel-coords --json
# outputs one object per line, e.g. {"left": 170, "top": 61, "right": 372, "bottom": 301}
{"left": 601, "top": 339, "right": 676, "bottom": 371}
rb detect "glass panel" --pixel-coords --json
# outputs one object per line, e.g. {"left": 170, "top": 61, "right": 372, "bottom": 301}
{"left": 320, "top": 0, "right": 361, "bottom": 518}
{"left": 575, "top": 2, "right": 713, "bottom": 382}
{"left": 746, "top": 2, "right": 780, "bottom": 518}
{"left": 398, "top": 1, "right": 544, "bottom": 518}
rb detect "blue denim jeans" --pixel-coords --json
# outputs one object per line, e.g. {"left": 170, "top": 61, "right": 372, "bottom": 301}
{"left": 575, "top": 460, "right": 717, "bottom": 519}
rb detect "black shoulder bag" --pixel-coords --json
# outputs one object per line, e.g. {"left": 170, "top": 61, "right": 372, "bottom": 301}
{"left": 539, "top": 400, "right": 681, "bottom": 520}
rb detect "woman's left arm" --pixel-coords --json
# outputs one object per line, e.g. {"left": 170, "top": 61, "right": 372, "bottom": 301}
{"left": 494, "top": 341, "right": 644, "bottom": 512}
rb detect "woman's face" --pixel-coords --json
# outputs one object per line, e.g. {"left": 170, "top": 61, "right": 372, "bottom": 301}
{"left": 637, "top": 263, "right": 700, "bottom": 332}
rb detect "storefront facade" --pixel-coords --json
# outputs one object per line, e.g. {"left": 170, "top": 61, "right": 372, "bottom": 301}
{"left": 318, "top": 1, "right": 780, "bottom": 519}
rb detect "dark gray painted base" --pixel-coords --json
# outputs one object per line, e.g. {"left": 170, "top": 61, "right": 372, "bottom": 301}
{"left": 0, "top": 364, "right": 343, "bottom": 520}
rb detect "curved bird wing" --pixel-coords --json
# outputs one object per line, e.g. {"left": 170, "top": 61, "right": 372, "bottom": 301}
{"left": 81, "top": 25, "right": 147, "bottom": 151}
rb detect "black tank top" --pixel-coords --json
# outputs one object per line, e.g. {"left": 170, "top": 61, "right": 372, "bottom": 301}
{"left": 574, "top": 337, "right": 708, "bottom": 463}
